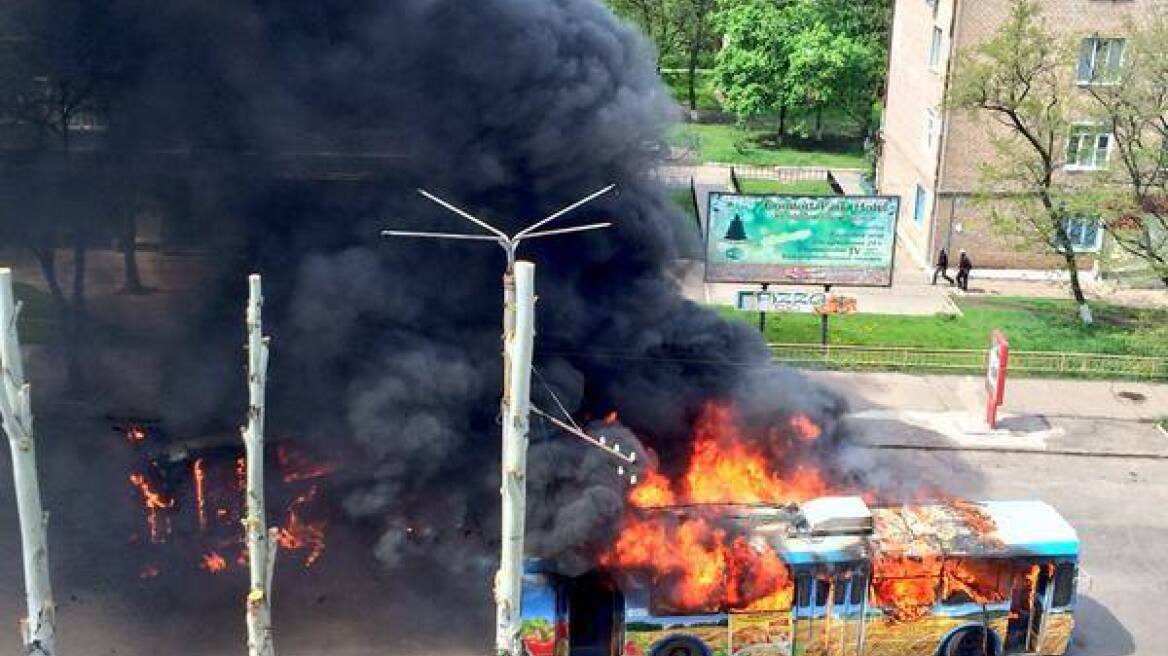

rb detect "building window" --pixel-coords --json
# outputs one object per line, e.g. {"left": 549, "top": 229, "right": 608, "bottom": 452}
{"left": 1066, "top": 125, "right": 1111, "bottom": 170}
{"left": 913, "top": 185, "right": 928, "bottom": 225}
{"left": 1061, "top": 217, "right": 1103, "bottom": 252}
{"left": 928, "top": 27, "right": 943, "bottom": 72}
{"left": 925, "top": 108, "right": 938, "bottom": 150}
{"left": 1077, "top": 38, "right": 1125, "bottom": 85}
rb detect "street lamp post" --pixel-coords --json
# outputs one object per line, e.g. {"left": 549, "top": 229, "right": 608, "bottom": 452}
{"left": 382, "top": 185, "right": 635, "bottom": 656}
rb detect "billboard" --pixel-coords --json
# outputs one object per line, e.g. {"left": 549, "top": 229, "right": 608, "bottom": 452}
{"left": 705, "top": 193, "right": 899, "bottom": 286}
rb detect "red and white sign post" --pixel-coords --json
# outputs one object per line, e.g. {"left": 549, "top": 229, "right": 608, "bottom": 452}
{"left": 985, "top": 330, "right": 1009, "bottom": 429}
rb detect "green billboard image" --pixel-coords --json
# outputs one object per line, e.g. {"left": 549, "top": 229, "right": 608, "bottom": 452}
{"left": 705, "top": 193, "right": 900, "bottom": 285}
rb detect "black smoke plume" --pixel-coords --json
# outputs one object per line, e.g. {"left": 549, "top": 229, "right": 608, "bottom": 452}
{"left": 3, "top": 0, "right": 855, "bottom": 618}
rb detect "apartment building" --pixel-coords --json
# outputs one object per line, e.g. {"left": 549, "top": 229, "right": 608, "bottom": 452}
{"left": 878, "top": 0, "right": 1160, "bottom": 276}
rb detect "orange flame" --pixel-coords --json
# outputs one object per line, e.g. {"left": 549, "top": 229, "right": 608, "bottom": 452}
{"left": 193, "top": 458, "right": 208, "bottom": 532}
{"left": 126, "top": 426, "right": 147, "bottom": 445}
{"left": 628, "top": 403, "right": 831, "bottom": 508}
{"left": 275, "top": 485, "right": 327, "bottom": 567}
{"left": 603, "top": 512, "right": 792, "bottom": 613}
{"left": 200, "top": 551, "right": 228, "bottom": 573}
{"left": 788, "top": 414, "right": 822, "bottom": 441}
{"left": 129, "top": 472, "right": 174, "bottom": 543}
{"left": 276, "top": 444, "right": 335, "bottom": 483}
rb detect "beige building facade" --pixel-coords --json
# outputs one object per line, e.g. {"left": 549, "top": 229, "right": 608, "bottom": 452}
{"left": 878, "top": 0, "right": 1163, "bottom": 275}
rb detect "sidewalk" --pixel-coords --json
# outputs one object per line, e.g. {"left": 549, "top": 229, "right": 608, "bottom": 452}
{"left": 677, "top": 246, "right": 961, "bottom": 315}
{"left": 809, "top": 371, "right": 1168, "bottom": 458}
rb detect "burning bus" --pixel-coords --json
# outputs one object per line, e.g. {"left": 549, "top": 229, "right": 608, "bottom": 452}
{"left": 520, "top": 496, "right": 1079, "bottom": 656}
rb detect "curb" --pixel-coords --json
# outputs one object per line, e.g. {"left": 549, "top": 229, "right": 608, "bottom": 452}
{"left": 856, "top": 442, "right": 1168, "bottom": 461}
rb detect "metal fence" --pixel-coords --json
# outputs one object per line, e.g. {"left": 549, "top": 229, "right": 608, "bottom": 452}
{"left": 769, "top": 343, "right": 1168, "bottom": 380}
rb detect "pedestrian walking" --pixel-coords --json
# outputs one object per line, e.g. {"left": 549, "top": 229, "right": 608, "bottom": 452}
{"left": 956, "top": 249, "right": 973, "bottom": 291}
{"left": 932, "top": 248, "right": 954, "bottom": 285}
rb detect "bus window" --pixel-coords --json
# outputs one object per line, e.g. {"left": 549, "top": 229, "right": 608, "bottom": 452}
{"left": 833, "top": 577, "right": 847, "bottom": 605}
{"left": 1052, "top": 562, "right": 1076, "bottom": 607}
{"left": 813, "top": 578, "right": 830, "bottom": 609}
{"left": 796, "top": 575, "right": 812, "bottom": 609}
{"left": 849, "top": 572, "right": 866, "bottom": 605}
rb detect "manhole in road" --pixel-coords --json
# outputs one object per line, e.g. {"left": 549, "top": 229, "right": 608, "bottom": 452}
{"left": 1117, "top": 390, "right": 1147, "bottom": 402}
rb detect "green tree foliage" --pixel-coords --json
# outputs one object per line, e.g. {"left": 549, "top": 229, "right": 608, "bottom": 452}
{"left": 1084, "top": 13, "right": 1168, "bottom": 287}
{"left": 947, "top": 0, "right": 1095, "bottom": 323}
{"left": 712, "top": 0, "right": 888, "bottom": 136}
{"left": 711, "top": 0, "right": 791, "bottom": 124}
{"left": 605, "top": 0, "right": 718, "bottom": 112}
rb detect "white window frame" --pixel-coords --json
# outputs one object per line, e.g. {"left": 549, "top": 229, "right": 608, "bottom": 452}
{"left": 925, "top": 108, "right": 938, "bottom": 151}
{"left": 1076, "top": 37, "right": 1125, "bottom": 86}
{"left": 1065, "top": 124, "right": 1112, "bottom": 171}
{"left": 1059, "top": 217, "right": 1104, "bottom": 253}
{"left": 928, "top": 26, "right": 944, "bottom": 73}
{"left": 913, "top": 184, "right": 929, "bottom": 225}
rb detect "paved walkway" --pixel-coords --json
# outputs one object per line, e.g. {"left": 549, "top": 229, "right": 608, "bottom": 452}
{"left": 811, "top": 371, "right": 1168, "bottom": 458}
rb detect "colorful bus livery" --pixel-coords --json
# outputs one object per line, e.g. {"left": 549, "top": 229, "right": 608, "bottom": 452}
{"left": 520, "top": 497, "right": 1079, "bottom": 656}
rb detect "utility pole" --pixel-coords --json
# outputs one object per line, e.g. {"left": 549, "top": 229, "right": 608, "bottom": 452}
{"left": 382, "top": 186, "right": 637, "bottom": 656}
{"left": 0, "top": 268, "right": 57, "bottom": 656}
{"left": 241, "top": 274, "right": 277, "bottom": 656}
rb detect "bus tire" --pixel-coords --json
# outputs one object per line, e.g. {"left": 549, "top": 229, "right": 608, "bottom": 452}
{"left": 944, "top": 627, "right": 997, "bottom": 656}
{"left": 648, "top": 635, "right": 711, "bottom": 656}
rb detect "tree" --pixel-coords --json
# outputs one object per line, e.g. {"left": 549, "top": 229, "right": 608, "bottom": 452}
{"left": 948, "top": 0, "right": 1095, "bottom": 324}
{"left": 783, "top": 0, "right": 883, "bottom": 139}
{"left": 0, "top": 0, "right": 140, "bottom": 390}
{"left": 1084, "top": 13, "right": 1168, "bottom": 287}
{"left": 712, "top": 0, "right": 793, "bottom": 133}
{"left": 712, "top": 0, "right": 889, "bottom": 138}
{"left": 605, "top": 0, "right": 685, "bottom": 69}
{"left": 676, "top": 0, "right": 717, "bottom": 113}
{"left": 605, "top": 0, "right": 718, "bottom": 113}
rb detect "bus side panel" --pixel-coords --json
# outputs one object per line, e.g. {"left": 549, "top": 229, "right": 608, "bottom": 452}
{"left": 1038, "top": 611, "right": 1074, "bottom": 655}
{"left": 859, "top": 614, "right": 992, "bottom": 656}
{"left": 520, "top": 573, "right": 569, "bottom": 656}
{"left": 729, "top": 611, "right": 793, "bottom": 656}
{"left": 622, "top": 615, "right": 728, "bottom": 656}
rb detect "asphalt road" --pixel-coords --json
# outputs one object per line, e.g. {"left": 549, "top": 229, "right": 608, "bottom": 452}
{"left": 850, "top": 426, "right": 1166, "bottom": 656}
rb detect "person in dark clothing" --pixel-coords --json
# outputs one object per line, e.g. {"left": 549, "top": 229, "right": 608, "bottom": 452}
{"left": 956, "top": 249, "right": 973, "bottom": 291}
{"left": 932, "top": 248, "right": 954, "bottom": 285}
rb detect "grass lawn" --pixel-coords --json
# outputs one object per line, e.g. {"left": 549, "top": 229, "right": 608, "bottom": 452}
{"left": 669, "top": 188, "right": 698, "bottom": 224}
{"left": 735, "top": 178, "right": 836, "bottom": 195}
{"left": 668, "top": 123, "right": 865, "bottom": 168}
{"left": 716, "top": 296, "right": 1168, "bottom": 357}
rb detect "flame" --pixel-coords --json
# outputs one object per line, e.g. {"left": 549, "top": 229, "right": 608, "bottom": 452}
{"left": 603, "top": 512, "right": 792, "bottom": 613}
{"left": 193, "top": 458, "right": 208, "bottom": 532}
{"left": 275, "top": 485, "right": 327, "bottom": 567}
{"left": 628, "top": 403, "right": 831, "bottom": 508}
{"left": 129, "top": 472, "right": 174, "bottom": 543}
{"left": 628, "top": 470, "right": 675, "bottom": 508}
{"left": 200, "top": 551, "right": 228, "bottom": 573}
{"left": 126, "top": 426, "right": 147, "bottom": 445}
{"left": 607, "top": 403, "right": 824, "bottom": 612}
{"left": 276, "top": 444, "right": 335, "bottom": 483}
{"left": 870, "top": 554, "right": 941, "bottom": 622}
{"left": 603, "top": 411, "right": 619, "bottom": 424}
{"left": 138, "top": 564, "right": 160, "bottom": 579}
{"left": 788, "top": 414, "right": 821, "bottom": 441}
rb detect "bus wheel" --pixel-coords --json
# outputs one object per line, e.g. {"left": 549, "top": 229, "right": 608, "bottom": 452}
{"left": 945, "top": 627, "right": 995, "bottom": 656}
{"left": 649, "top": 636, "right": 710, "bottom": 656}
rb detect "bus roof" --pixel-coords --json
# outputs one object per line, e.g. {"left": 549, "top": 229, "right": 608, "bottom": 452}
{"left": 774, "top": 500, "right": 1078, "bottom": 565}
